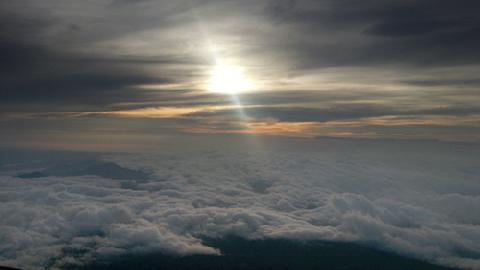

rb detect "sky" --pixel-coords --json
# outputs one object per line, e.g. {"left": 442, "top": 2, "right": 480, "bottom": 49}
{"left": 2, "top": 2, "right": 480, "bottom": 270}
{"left": 1, "top": 0, "right": 480, "bottom": 150}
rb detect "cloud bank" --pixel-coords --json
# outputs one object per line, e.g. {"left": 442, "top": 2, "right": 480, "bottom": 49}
{"left": 1, "top": 138, "right": 479, "bottom": 269}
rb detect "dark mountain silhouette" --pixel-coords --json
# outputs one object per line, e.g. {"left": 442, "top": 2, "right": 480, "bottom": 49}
{"left": 17, "top": 160, "right": 149, "bottom": 180}
{"left": 71, "top": 237, "right": 460, "bottom": 270}
{"left": 0, "top": 266, "right": 23, "bottom": 270}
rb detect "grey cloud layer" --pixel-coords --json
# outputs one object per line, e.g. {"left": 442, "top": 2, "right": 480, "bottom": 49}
{"left": 1, "top": 0, "right": 480, "bottom": 141}
{"left": 264, "top": 0, "right": 480, "bottom": 67}
{"left": 2, "top": 0, "right": 480, "bottom": 103}
{"left": 1, "top": 138, "right": 480, "bottom": 269}
{"left": 188, "top": 104, "right": 480, "bottom": 122}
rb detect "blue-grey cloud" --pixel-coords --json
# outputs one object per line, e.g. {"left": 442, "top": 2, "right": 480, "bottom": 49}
{"left": 188, "top": 105, "right": 480, "bottom": 123}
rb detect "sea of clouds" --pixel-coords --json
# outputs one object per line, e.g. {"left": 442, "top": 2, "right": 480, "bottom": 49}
{"left": 1, "top": 137, "right": 479, "bottom": 269}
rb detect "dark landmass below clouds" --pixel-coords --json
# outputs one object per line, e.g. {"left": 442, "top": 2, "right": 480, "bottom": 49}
{"left": 0, "top": 266, "right": 22, "bottom": 270}
{"left": 71, "top": 237, "right": 460, "bottom": 270}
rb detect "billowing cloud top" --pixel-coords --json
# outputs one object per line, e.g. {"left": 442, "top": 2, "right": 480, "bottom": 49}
{"left": 1, "top": 138, "right": 480, "bottom": 269}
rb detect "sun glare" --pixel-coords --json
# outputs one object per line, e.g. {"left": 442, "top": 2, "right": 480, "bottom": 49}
{"left": 207, "top": 63, "right": 253, "bottom": 94}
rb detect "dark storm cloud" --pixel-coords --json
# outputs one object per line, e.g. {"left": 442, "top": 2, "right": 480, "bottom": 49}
{"left": 2, "top": 73, "right": 170, "bottom": 107}
{"left": 0, "top": 1, "right": 207, "bottom": 112}
{"left": 0, "top": 40, "right": 48, "bottom": 73}
{"left": 264, "top": 0, "right": 480, "bottom": 67}
{"left": 2, "top": 0, "right": 480, "bottom": 110}
{"left": 0, "top": 10, "right": 53, "bottom": 73}
{"left": 0, "top": 31, "right": 173, "bottom": 107}
{"left": 0, "top": 42, "right": 178, "bottom": 111}
{"left": 400, "top": 78, "right": 480, "bottom": 87}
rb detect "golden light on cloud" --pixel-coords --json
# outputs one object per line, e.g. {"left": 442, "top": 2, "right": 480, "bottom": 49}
{"left": 183, "top": 121, "right": 318, "bottom": 138}
{"left": 90, "top": 105, "right": 254, "bottom": 119}
{"left": 104, "top": 107, "right": 202, "bottom": 118}
{"left": 207, "top": 62, "right": 254, "bottom": 94}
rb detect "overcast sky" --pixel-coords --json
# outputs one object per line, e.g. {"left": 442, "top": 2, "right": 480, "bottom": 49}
{"left": 2, "top": 0, "right": 480, "bottom": 150}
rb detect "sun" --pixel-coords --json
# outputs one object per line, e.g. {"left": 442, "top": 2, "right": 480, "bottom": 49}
{"left": 207, "top": 63, "right": 253, "bottom": 94}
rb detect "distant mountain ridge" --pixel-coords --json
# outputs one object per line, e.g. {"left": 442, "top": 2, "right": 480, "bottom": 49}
{"left": 17, "top": 160, "right": 149, "bottom": 180}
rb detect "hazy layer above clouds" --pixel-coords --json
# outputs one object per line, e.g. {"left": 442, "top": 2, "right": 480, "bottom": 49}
{"left": 1, "top": 137, "right": 479, "bottom": 270}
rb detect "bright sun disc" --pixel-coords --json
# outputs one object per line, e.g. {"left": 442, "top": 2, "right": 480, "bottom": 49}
{"left": 208, "top": 63, "right": 253, "bottom": 94}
